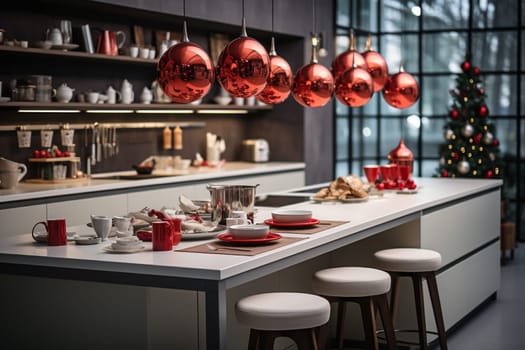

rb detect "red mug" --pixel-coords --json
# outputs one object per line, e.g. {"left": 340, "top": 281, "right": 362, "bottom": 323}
{"left": 32, "top": 219, "right": 67, "bottom": 246}
{"left": 163, "top": 217, "right": 182, "bottom": 246}
{"left": 152, "top": 221, "right": 173, "bottom": 251}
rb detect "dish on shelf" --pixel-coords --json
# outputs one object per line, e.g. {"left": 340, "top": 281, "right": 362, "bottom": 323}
{"left": 0, "top": 97, "right": 11, "bottom": 103}
{"left": 217, "top": 232, "right": 281, "bottom": 245}
{"left": 51, "top": 43, "right": 79, "bottom": 51}
{"left": 33, "top": 40, "right": 53, "bottom": 49}
{"left": 263, "top": 218, "right": 320, "bottom": 227}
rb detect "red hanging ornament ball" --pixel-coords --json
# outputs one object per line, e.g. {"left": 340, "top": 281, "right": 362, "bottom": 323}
{"left": 332, "top": 30, "right": 367, "bottom": 80}
{"left": 335, "top": 66, "right": 374, "bottom": 107}
{"left": 361, "top": 36, "right": 388, "bottom": 92}
{"left": 157, "top": 22, "right": 214, "bottom": 103}
{"left": 473, "top": 67, "right": 480, "bottom": 75}
{"left": 461, "top": 61, "right": 471, "bottom": 72}
{"left": 382, "top": 66, "right": 419, "bottom": 109}
{"left": 478, "top": 105, "right": 488, "bottom": 117}
{"left": 450, "top": 109, "right": 459, "bottom": 119}
{"left": 292, "top": 62, "right": 335, "bottom": 108}
{"left": 256, "top": 38, "right": 292, "bottom": 105}
{"left": 485, "top": 170, "right": 493, "bottom": 178}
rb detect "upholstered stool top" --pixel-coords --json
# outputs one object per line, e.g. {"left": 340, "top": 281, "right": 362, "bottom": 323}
{"left": 374, "top": 248, "right": 442, "bottom": 272}
{"left": 312, "top": 267, "right": 391, "bottom": 297}
{"left": 235, "top": 292, "right": 330, "bottom": 331}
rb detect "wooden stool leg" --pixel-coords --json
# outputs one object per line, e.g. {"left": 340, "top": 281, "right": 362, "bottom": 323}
{"left": 289, "top": 329, "right": 318, "bottom": 350}
{"left": 336, "top": 301, "right": 347, "bottom": 350}
{"left": 412, "top": 274, "right": 428, "bottom": 350}
{"left": 373, "top": 294, "right": 397, "bottom": 350}
{"left": 425, "top": 272, "right": 448, "bottom": 350}
{"left": 359, "top": 298, "right": 379, "bottom": 350}
{"left": 390, "top": 274, "right": 400, "bottom": 325}
{"left": 247, "top": 329, "right": 260, "bottom": 350}
{"left": 316, "top": 323, "right": 329, "bottom": 350}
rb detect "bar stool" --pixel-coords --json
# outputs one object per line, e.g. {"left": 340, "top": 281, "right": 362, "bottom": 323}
{"left": 312, "top": 267, "right": 397, "bottom": 350}
{"left": 374, "top": 248, "right": 447, "bottom": 350}
{"left": 235, "top": 292, "right": 331, "bottom": 350}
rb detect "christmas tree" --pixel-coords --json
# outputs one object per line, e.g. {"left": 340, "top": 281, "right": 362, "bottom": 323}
{"left": 437, "top": 55, "right": 504, "bottom": 179}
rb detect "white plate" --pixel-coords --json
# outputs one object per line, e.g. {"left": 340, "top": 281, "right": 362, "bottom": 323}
{"left": 75, "top": 237, "right": 101, "bottom": 245}
{"left": 104, "top": 245, "right": 145, "bottom": 254}
{"left": 310, "top": 196, "right": 368, "bottom": 203}
{"left": 182, "top": 225, "right": 227, "bottom": 241}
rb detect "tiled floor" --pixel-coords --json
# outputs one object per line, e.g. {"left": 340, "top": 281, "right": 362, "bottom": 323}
{"left": 445, "top": 243, "right": 524, "bottom": 350}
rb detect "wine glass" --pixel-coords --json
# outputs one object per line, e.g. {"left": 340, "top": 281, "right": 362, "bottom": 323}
{"left": 363, "top": 165, "right": 380, "bottom": 185}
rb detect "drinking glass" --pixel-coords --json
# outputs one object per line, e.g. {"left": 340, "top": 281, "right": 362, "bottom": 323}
{"left": 363, "top": 165, "right": 380, "bottom": 184}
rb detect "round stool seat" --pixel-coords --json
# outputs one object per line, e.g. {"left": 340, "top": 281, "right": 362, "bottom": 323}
{"left": 312, "top": 267, "right": 391, "bottom": 297}
{"left": 236, "top": 292, "right": 330, "bottom": 331}
{"left": 374, "top": 248, "right": 442, "bottom": 272}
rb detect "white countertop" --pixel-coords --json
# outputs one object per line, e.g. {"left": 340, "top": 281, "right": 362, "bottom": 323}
{"left": 0, "top": 177, "right": 502, "bottom": 283}
{"left": 0, "top": 161, "right": 305, "bottom": 204}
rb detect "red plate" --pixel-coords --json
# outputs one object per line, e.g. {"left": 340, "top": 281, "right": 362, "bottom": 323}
{"left": 263, "top": 218, "right": 320, "bottom": 227}
{"left": 217, "top": 232, "right": 281, "bottom": 244}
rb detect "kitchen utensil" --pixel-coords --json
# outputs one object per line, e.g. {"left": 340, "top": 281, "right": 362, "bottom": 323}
{"left": 206, "top": 184, "right": 259, "bottom": 225}
{"left": 96, "top": 30, "right": 126, "bottom": 56}
{"left": 241, "top": 139, "right": 269, "bottom": 162}
{"left": 206, "top": 244, "right": 251, "bottom": 252}
{"left": 32, "top": 218, "right": 67, "bottom": 246}
{"left": 81, "top": 24, "right": 94, "bottom": 53}
{"left": 56, "top": 83, "right": 74, "bottom": 103}
{"left": 90, "top": 215, "right": 112, "bottom": 241}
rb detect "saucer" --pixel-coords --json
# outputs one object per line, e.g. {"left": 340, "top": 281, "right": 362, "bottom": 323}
{"left": 263, "top": 218, "right": 320, "bottom": 227}
{"left": 104, "top": 245, "right": 145, "bottom": 253}
{"left": 75, "top": 237, "right": 100, "bottom": 245}
{"left": 217, "top": 232, "right": 281, "bottom": 245}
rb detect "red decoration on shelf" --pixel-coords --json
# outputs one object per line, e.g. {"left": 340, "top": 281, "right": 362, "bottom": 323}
{"left": 478, "top": 105, "right": 488, "bottom": 117}
{"left": 256, "top": 37, "right": 292, "bottom": 105}
{"left": 473, "top": 67, "right": 480, "bottom": 75}
{"left": 382, "top": 65, "right": 419, "bottom": 109}
{"left": 157, "top": 21, "right": 214, "bottom": 103}
{"left": 461, "top": 61, "right": 471, "bottom": 72}
{"left": 450, "top": 109, "right": 459, "bottom": 119}
{"left": 216, "top": 19, "right": 270, "bottom": 98}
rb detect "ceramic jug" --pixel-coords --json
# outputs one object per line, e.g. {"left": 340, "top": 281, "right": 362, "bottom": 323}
{"left": 140, "top": 86, "right": 152, "bottom": 104}
{"left": 106, "top": 85, "right": 121, "bottom": 104}
{"left": 96, "top": 30, "right": 126, "bottom": 56}
{"left": 56, "top": 83, "right": 74, "bottom": 103}
{"left": 120, "top": 79, "right": 134, "bottom": 104}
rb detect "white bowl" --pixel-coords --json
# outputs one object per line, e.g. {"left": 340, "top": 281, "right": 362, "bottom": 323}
{"left": 229, "top": 224, "right": 269, "bottom": 240}
{"left": 271, "top": 210, "right": 312, "bottom": 223}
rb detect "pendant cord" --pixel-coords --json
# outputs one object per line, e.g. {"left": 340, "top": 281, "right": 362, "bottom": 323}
{"left": 242, "top": 0, "right": 245, "bottom": 21}
{"left": 271, "top": 0, "right": 274, "bottom": 33}
{"left": 183, "top": 0, "right": 186, "bottom": 18}
{"left": 312, "top": 0, "right": 317, "bottom": 35}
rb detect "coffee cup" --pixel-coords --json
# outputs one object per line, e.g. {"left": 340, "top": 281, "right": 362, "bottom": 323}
{"left": 128, "top": 46, "right": 139, "bottom": 58}
{"left": 87, "top": 91, "right": 100, "bottom": 104}
{"left": 90, "top": 215, "right": 112, "bottom": 241}
{"left": 113, "top": 216, "right": 132, "bottom": 232}
{"left": 152, "top": 221, "right": 172, "bottom": 251}
{"left": 32, "top": 218, "right": 67, "bottom": 246}
{"left": 139, "top": 47, "right": 150, "bottom": 59}
{"left": 16, "top": 130, "right": 31, "bottom": 148}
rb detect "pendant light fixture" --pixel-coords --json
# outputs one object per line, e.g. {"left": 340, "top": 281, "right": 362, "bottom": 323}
{"left": 335, "top": 53, "right": 374, "bottom": 107}
{"left": 157, "top": 1, "right": 214, "bottom": 104}
{"left": 382, "top": 63, "right": 420, "bottom": 109}
{"left": 256, "top": 0, "right": 292, "bottom": 105}
{"left": 216, "top": 0, "right": 270, "bottom": 98}
{"left": 291, "top": 0, "right": 334, "bottom": 108}
{"left": 361, "top": 35, "right": 388, "bottom": 92}
{"left": 331, "top": 29, "right": 367, "bottom": 81}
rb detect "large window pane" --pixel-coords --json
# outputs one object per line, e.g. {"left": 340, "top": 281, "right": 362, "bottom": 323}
{"left": 382, "top": 34, "right": 418, "bottom": 73}
{"left": 422, "top": 32, "right": 467, "bottom": 73}
{"left": 336, "top": 0, "right": 350, "bottom": 27}
{"left": 473, "top": 0, "right": 518, "bottom": 28}
{"left": 422, "top": 75, "right": 455, "bottom": 116}
{"left": 336, "top": 116, "right": 350, "bottom": 160}
{"left": 352, "top": 116, "right": 378, "bottom": 157}
{"left": 422, "top": 116, "right": 445, "bottom": 157}
{"left": 422, "top": 0, "right": 469, "bottom": 30}
{"left": 495, "top": 119, "right": 518, "bottom": 156}
{"left": 422, "top": 159, "right": 440, "bottom": 177}
{"left": 351, "top": 0, "right": 379, "bottom": 32}
{"left": 472, "top": 32, "right": 517, "bottom": 71}
{"left": 381, "top": 0, "right": 419, "bottom": 32}
{"left": 336, "top": 161, "right": 349, "bottom": 177}
{"left": 379, "top": 118, "right": 403, "bottom": 156}
{"left": 483, "top": 74, "right": 517, "bottom": 116}
{"left": 522, "top": 32, "right": 525, "bottom": 71}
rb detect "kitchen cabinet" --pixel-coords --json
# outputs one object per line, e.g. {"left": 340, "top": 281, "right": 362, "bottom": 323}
{"left": 90, "top": 0, "right": 183, "bottom": 16}
{"left": 0, "top": 204, "right": 46, "bottom": 236}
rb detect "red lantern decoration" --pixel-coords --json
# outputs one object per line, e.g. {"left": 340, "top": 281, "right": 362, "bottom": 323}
{"left": 461, "top": 61, "right": 471, "bottom": 72}
{"left": 157, "top": 21, "right": 214, "bottom": 103}
{"left": 256, "top": 37, "right": 292, "bottom": 105}
{"left": 361, "top": 36, "right": 388, "bottom": 92}
{"left": 331, "top": 30, "right": 367, "bottom": 80}
{"left": 382, "top": 65, "right": 419, "bottom": 109}
{"left": 388, "top": 139, "right": 414, "bottom": 174}
{"left": 216, "top": 19, "right": 270, "bottom": 98}
{"left": 450, "top": 109, "right": 459, "bottom": 119}
{"left": 292, "top": 36, "right": 334, "bottom": 108}
{"left": 335, "top": 64, "right": 373, "bottom": 107}
{"left": 478, "top": 105, "right": 488, "bottom": 117}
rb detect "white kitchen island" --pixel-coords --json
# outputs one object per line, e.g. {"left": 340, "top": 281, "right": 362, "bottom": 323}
{"left": 0, "top": 177, "right": 501, "bottom": 350}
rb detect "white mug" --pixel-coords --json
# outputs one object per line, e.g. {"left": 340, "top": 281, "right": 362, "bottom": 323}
{"left": 87, "top": 91, "right": 100, "bottom": 104}
{"left": 113, "top": 216, "right": 132, "bottom": 232}
{"left": 40, "top": 129, "right": 54, "bottom": 148}
{"left": 0, "top": 165, "right": 27, "bottom": 189}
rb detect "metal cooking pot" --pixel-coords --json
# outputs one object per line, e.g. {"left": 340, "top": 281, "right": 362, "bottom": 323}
{"left": 206, "top": 184, "right": 259, "bottom": 224}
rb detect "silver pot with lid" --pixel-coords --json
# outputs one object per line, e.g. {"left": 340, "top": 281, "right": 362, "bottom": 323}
{"left": 206, "top": 184, "right": 259, "bottom": 224}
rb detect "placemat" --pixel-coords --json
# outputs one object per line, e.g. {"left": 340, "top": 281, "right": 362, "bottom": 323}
{"left": 176, "top": 236, "right": 305, "bottom": 256}
{"left": 262, "top": 220, "right": 349, "bottom": 235}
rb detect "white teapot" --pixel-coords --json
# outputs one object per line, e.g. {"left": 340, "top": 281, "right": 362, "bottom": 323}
{"left": 120, "top": 79, "right": 134, "bottom": 104}
{"left": 56, "top": 83, "right": 74, "bottom": 103}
